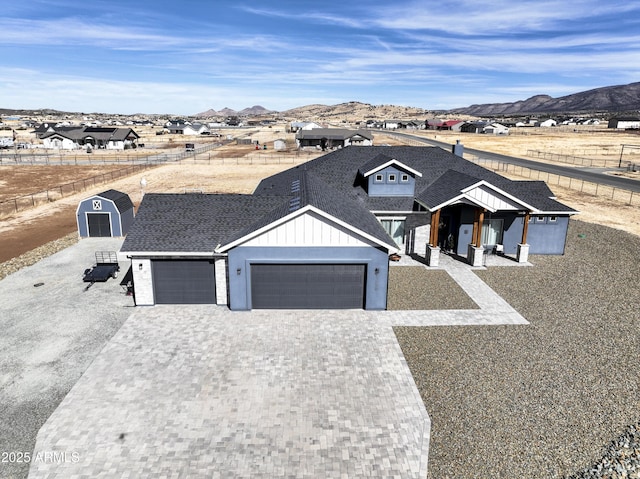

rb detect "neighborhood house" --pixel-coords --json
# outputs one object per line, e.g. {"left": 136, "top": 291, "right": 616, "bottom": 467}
{"left": 121, "top": 145, "right": 577, "bottom": 310}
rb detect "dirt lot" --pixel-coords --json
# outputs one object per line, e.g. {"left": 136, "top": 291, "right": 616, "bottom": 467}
{"left": 1, "top": 127, "right": 639, "bottom": 264}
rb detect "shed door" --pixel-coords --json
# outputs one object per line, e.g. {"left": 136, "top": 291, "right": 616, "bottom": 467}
{"left": 152, "top": 260, "right": 216, "bottom": 304}
{"left": 87, "top": 213, "right": 111, "bottom": 237}
{"left": 250, "top": 264, "right": 365, "bottom": 309}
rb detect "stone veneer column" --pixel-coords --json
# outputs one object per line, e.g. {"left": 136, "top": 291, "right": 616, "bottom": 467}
{"left": 516, "top": 244, "right": 530, "bottom": 263}
{"left": 214, "top": 257, "right": 228, "bottom": 305}
{"left": 426, "top": 245, "right": 440, "bottom": 267}
{"left": 131, "top": 259, "right": 154, "bottom": 305}
{"left": 467, "top": 244, "right": 485, "bottom": 267}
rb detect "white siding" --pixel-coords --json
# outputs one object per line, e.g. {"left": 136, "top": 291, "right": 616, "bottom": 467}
{"left": 465, "top": 185, "right": 521, "bottom": 211}
{"left": 243, "top": 211, "right": 377, "bottom": 247}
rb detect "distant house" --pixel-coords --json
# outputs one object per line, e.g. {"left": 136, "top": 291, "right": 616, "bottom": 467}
{"left": 608, "top": 117, "right": 640, "bottom": 129}
{"left": 289, "top": 121, "right": 322, "bottom": 133}
{"left": 296, "top": 128, "right": 373, "bottom": 149}
{"left": 537, "top": 119, "right": 557, "bottom": 127}
{"left": 459, "top": 122, "right": 485, "bottom": 134}
{"left": 483, "top": 123, "right": 510, "bottom": 135}
{"left": 40, "top": 127, "right": 140, "bottom": 150}
{"left": 439, "top": 120, "right": 464, "bottom": 131}
{"left": 166, "top": 122, "right": 210, "bottom": 135}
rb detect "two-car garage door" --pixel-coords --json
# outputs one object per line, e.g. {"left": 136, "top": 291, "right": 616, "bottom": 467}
{"left": 250, "top": 264, "right": 365, "bottom": 309}
{"left": 149, "top": 260, "right": 366, "bottom": 308}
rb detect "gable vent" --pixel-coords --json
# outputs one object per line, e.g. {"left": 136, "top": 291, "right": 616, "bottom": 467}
{"left": 289, "top": 196, "right": 301, "bottom": 211}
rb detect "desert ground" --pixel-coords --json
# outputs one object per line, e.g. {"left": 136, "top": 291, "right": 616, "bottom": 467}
{"left": 1, "top": 123, "right": 639, "bottom": 478}
{"left": 1, "top": 124, "right": 639, "bottom": 266}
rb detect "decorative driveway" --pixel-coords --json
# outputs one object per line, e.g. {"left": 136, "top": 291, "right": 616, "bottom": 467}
{"left": 27, "top": 253, "right": 527, "bottom": 478}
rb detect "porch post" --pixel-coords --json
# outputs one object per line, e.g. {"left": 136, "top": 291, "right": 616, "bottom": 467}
{"left": 517, "top": 212, "right": 531, "bottom": 263}
{"left": 468, "top": 208, "right": 486, "bottom": 267}
{"left": 429, "top": 209, "right": 441, "bottom": 246}
{"left": 521, "top": 212, "right": 530, "bottom": 244}
{"left": 427, "top": 209, "right": 441, "bottom": 267}
{"left": 473, "top": 208, "right": 485, "bottom": 247}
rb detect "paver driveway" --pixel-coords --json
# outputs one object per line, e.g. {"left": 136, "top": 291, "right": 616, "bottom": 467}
{"left": 28, "top": 307, "right": 430, "bottom": 478}
{"left": 23, "top": 247, "right": 527, "bottom": 478}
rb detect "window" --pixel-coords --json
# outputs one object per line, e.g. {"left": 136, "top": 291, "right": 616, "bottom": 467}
{"left": 388, "top": 173, "right": 396, "bottom": 182}
{"left": 537, "top": 216, "right": 545, "bottom": 223}
{"left": 400, "top": 174, "right": 409, "bottom": 182}
{"left": 379, "top": 218, "right": 405, "bottom": 247}
{"left": 374, "top": 174, "right": 383, "bottom": 183}
{"left": 481, "top": 218, "right": 503, "bottom": 245}
{"left": 549, "top": 216, "right": 557, "bottom": 222}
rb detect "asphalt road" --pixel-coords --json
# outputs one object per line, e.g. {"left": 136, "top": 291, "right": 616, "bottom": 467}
{"left": 388, "top": 131, "right": 640, "bottom": 193}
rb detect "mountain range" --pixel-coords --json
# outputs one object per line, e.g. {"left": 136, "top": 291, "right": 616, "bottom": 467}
{"left": 193, "top": 82, "right": 640, "bottom": 119}
{"left": 449, "top": 82, "right": 640, "bottom": 116}
{"left": 3, "top": 82, "right": 639, "bottom": 119}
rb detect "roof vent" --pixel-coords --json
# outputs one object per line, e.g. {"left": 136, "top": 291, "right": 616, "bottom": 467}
{"left": 291, "top": 179, "right": 300, "bottom": 193}
{"left": 289, "top": 196, "right": 301, "bottom": 211}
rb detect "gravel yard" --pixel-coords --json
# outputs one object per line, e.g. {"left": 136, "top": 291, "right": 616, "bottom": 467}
{"left": 395, "top": 220, "right": 640, "bottom": 479}
{"left": 388, "top": 266, "right": 479, "bottom": 310}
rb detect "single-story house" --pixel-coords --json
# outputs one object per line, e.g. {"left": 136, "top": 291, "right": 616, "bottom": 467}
{"left": 296, "top": 129, "right": 373, "bottom": 149}
{"left": 77, "top": 189, "right": 134, "bottom": 237}
{"left": 289, "top": 121, "right": 322, "bottom": 133}
{"left": 40, "top": 127, "right": 140, "bottom": 150}
{"left": 607, "top": 117, "right": 640, "bottom": 129}
{"left": 166, "top": 122, "right": 210, "bottom": 135}
{"left": 483, "top": 123, "right": 510, "bottom": 135}
{"left": 537, "top": 119, "right": 557, "bottom": 127}
{"left": 121, "top": 145, "right": 577, "bottom": 310}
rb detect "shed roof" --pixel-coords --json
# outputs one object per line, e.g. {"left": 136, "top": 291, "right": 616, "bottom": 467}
{"left": 92, "top": 189, "right": 134, "bottom": 213}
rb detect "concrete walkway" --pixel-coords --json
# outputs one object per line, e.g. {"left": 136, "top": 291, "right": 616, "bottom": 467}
{"left": 28, "top": 253, "right": 529, "bottom": 478}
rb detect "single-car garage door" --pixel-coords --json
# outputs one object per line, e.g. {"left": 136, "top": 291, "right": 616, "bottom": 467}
{"left": 87, "top": 213, "right": 111, "bottom": 237}
{"left": 152, "top": 260, "right": 216, "bottom": 304}
{"left": 250, "top": 264, "right": 365, "bottom": 309}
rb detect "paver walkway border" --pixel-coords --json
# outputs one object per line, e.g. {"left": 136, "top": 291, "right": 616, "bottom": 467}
{"left": 27, "top": 252, "right": 529, "bottom": 478}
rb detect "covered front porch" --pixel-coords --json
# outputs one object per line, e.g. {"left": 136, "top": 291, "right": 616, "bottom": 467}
{"left": 421, "top": 181, "right": 535, "bottom": 267}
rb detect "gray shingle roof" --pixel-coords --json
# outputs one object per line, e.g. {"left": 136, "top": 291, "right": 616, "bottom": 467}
{"left": 296, "top": 128, "right": 373, "bottom": 140}
{"left": 124, "top": 145, "right": 576, "bottom": 254}
{"left": 97, "top": 189, "right": 134, "bottom": 213}
{"left": 121, "top": 194, "right": 285, "bottom": 253}
{"left": 254, "top": 146, "right": 577, "bottom": 214}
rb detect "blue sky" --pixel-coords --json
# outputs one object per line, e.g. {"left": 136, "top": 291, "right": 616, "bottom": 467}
{"left": 1, "top": 0, "right": 639, "bottom": 115}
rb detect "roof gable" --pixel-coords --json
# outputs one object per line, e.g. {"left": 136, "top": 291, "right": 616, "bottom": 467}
{"left": 359, "top": 155, "right": 423, "bottom": 178}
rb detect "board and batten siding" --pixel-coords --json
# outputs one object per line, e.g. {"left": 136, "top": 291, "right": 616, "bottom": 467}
{"left": 242, "top": 210, "right": 379, "bottom": 248}
{"left": 464, "top": 185, "right": 522, "bottom": 211}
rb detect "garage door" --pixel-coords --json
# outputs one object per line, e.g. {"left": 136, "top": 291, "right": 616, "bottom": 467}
{"left": 87, "top": 213, "right": 111, "bottom": 237}
{"left": 152, "top": 260, "right": 216, "bottom": 304}
{"left": 251, "top": 264, "right": 365, "bottom": 309}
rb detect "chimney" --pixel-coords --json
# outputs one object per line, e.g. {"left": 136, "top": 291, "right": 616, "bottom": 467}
{"left": 452, "top": 139, "right": 464, "bottom": 157}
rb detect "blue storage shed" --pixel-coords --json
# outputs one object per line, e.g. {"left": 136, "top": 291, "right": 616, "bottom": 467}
{"left": 76, "top": 189, "right": 134, "bottom": 237}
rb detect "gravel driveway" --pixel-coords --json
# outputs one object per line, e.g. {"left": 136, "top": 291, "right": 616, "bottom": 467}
{"left": 0, "top": 238, "right": 132, "bottom": 479}
{"left": 396, "top": 220, "right": 640, "bottom": 478}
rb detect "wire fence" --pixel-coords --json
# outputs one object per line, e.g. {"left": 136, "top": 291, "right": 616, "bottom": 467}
{"left": 525, "top": 149, "right": 627, "bottom": 168}
{"left": 0, "top": 164, "right": 156, "bottom": 218}
{"left": 0, "top": 147, "right": 322, "bottom": 218}
{"left": 0, "top": 141, "right": 223, "bottom": 165}
{"left": 468, "top": 156, "right": 639, "bottom": 207}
